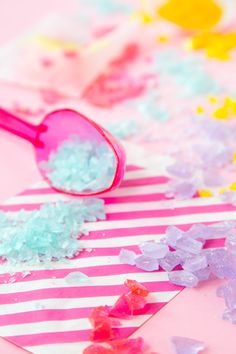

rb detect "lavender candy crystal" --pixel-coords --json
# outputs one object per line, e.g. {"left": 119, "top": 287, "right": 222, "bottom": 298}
{"left": 176, "top": 236, "right": 203, "bottom": 255}
{"left": 160, "top": 251, "right": 181, "bottom": 271}
{"left": 171, "top": 336, "right": 206, "bottom": 354}
{"left": 216, "top": 280, "right": 236, "bottom": 309}
{"left": 165, "top": 225, "right": 184, "bottom": 248}
{"left": 183, "top": 255, "right": 208, "bottom": 272}
{"left": 207, "top": 248, "right": 236, "bottom": 279}
{"left": 139, "top": 241, "right": 169, "bottom": 259}
{"left": 168, "top": 270, "right": 199, "bottom": 287}
{"left": 135, "top": 255, "right": 159, "bottom": 272}
{"left": 119, "top": 249, "right": 137, "bottom": 265}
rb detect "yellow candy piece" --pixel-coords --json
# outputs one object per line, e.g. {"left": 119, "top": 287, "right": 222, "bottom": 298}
{"left": 196, "top": 106, "right": 204, "bottom": 114}
{"left": 218, "top": 187, "right": 229, "bottom": 195}
{"left": 157, "top": 0, "right": 222, "bottom": 31}
{"left": 190, "top": 31, "right": 236, "bottom": 60}
{"left": 157, "top": 35, "right": 169, "bottom": 43}
{"left": 233, "top": 152, "right": 236, "bottom": 164}
{"left": 213, "top": 106, "right": 230, "bottom": 120}
{"left": 34, "top": 35, "right": 79, "bottom": 51}
{"left": 208, "top": 96, "right": 218, "bottom": 103}
{"left": 198, "top": 189, "right": 213, "bottom": 197}
{"left": 230, "top": 182, "right": 236, "bottom": 191}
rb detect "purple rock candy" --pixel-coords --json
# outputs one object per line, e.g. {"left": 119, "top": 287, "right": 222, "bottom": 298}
{"left": 225, "top": 231, "right": 236, "bottom": 254}
{"left": 119, "top": 249, "right": 136, "bottom": 265}
{"left": 167, "top": 161, "right": 194, "bottom": 179}
{"left": 135, "top": 255, "right": 159, "bottom": 272}
{"left": 176, "top": 236, "right": 203, "bottom": 255}
{"left": 165, "top": 225, "right": 184, "bottom": 248}
{"left": 193, "top": 267, "right": 211, "bottom": 282}
{"left": 160, "top": 251, "right": 181, "bottom": 271}
{"left": 166, "top": 180, "right": 197, "bottom": 200}
{"left": 216, "top": 280, "right": 236, "bottom": 309}
{"left": 183, "top": 255, "right": 208, "bottom": 272}
{"left": 139, "top": 241, "right": 169, "bottom": 259}
{"left": 223, "top": 308, "right": 236, "bottom": 324}
{"left": 207, "top": 248, "right": 236, "bottom": 279}
{"left": 168, "top": 270, "right": 199, "bottom": 287}
{"left": 171, "top": 336, "right": 205, "bottom": 354}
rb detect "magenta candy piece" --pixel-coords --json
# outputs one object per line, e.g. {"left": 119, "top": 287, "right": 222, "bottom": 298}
{"left": 110, "top": 337, "right": 145, "bottom": 353}
{"left": 139, "top": 241, "right": 169, "bottom": 259}
{"left": 176, "top": 237, "right": 203, "bottom": 255}
{"left": 183, "top": 255, "right": 208, "bottom": 272}
{"left": 165, "top": 226, "right": 184, "bottom": 248}
{"left": 119, "top": 249, "right": 137, "bottom": 265}
{"left": 83, "top": 344, "right": 114, "bottom": 354}
{"left": 171, "top": 336, "right": 205, "bottom": 354}
{"left": 135, "top": 255, "right": 159, "bottom": 272}
{"left": 109, "top": 294, "right": 133, "bottom": 319}
{"left": 160, "top": 251, "right": 181, "bottom": 271}
{"left": 168, "top": 270, "right": 199, "bottom": 287}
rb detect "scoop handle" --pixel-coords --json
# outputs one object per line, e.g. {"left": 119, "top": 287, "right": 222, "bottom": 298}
{"left": 0, "top": 107, "right": 42, "bottom": 146}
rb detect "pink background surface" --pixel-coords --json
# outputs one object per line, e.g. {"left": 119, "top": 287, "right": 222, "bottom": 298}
{"left": 0, "top": 1, "right": 234, "bottom": 354}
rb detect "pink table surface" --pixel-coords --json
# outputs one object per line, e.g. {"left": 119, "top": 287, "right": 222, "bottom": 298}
{"left": 0, "top": 1, "right": 235, "bottom": 354}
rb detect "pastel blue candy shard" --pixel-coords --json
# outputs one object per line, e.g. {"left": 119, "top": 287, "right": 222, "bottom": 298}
{"left": 154, "top": 49, "right": 221, "bottom": 97}
{"left": 40, "top": 135, "right": 116, "bottom": 193}
{"left": 0, "top": 199, "right": 105, "bottom": 265}
{"left": 64, "top": 271, "right": 91, "bottom": 285}
{"left": 107, "top": 120, "right": 137, "bottom": 139}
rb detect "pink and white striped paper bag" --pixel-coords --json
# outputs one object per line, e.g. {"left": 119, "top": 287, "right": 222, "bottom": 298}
{"left": 0, "top": 166, "right": 233, "bottom": 354}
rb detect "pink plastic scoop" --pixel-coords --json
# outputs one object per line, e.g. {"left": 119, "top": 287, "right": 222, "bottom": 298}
{"left": 0, "top": 108, "right": 126, "bottom": 196}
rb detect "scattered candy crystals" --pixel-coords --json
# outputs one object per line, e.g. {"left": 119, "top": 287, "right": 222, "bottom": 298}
{"left": 40, "top": 135, "right": 116, "bottom": 193}
{"left": 0, "top": 199, "right": 105, "bottom": 266}
{"left": 171, "top": 336, "right": 206, "bottom": 354}
{"left": 165, "top": 111, "right": 236, "bottom": 199}
{"left": 83, "top": 280, "right": 156, "bottom": 354}
{"left": 153, "top": 50, "right": 221, "bottom": 97}
{"left": 119, "top": 220, "right": 236, "bottom": 324}
{"left": 107, "top": 120, "right": 138, "bottom": 140}
{"left": 157, "top": 0, "right": 222, "bottom": 30}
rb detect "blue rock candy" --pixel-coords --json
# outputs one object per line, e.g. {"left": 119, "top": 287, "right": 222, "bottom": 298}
{"left": 216, "top": 280, "right": 236, "bottom": 309}
{"left": 40, "top": 135, "right": 116, "bottom": 193}
{"left": 0, "top": 199, "right": 105, "bottom": 265}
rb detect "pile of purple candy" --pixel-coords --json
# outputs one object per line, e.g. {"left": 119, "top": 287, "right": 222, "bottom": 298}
{"left": 119, "top": 220, "right": 236, "bottom": 325}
